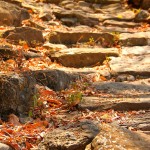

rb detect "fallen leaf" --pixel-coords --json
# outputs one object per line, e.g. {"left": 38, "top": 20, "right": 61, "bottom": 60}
{"left": 8, "top": 114, "right": 21, "bottom": 126}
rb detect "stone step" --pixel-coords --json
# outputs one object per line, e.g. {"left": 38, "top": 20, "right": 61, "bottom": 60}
{"left": 103, "top": 20, "right": 141, "bottom": 28}
{"left": 48, "top": 31, "right": 115, "bottom": 45}
{"left": 120, "top": 111, "right": 150, "bottom": 134}
{"left": 80, "top": 79, "right": 150, "bottom": 111}
{"left": 52, "top": 7, "right": 99, "bottom": 26}
{"left": 109, "top": 54, "right": 150, "bottom": 75}
{"left": 49, "top": 48, "right": 119, "bottom": 68}
{"left": 94, "top": 79, "right": 150, "bottom": 96}
{"left": 86, "top": 123, "right": 150, "bottom": 150}
{"left": 121, "top": 46, "right": 150, "bottom": 56}
{"left": 79, "top": 96, "right": 150, "bottom": 111}
{"left": 38, "top": 120, "right": 99, "bottom": 150}
{"left": 96, "top": 26, "right": 136, "bottom": 33}
{"left": 120, "top": 32, "right": 150, "bottom": 46}
{"left": 85, "top": 0, "right": 121, "bottom": 4}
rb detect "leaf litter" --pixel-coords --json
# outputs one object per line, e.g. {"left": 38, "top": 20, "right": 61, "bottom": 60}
{"left": 0, "top": 78, "right": 146, "bottom": 149}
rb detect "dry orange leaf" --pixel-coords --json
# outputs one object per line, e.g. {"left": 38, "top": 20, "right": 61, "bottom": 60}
{"left": 8, "top": 114, "right": 21, "bottom": 126}
{"left": 25, "top": 141, "right": 33, "bottom": 149}
{"left": 100, "top": 76, "right": 107, "bottom": 81}
{"left": 40, "top": 89, "right": 56, "bottom": 96}
{"left": 47, "top": 99, "right": 62, "bottom": 106}
{"left": 23, "top": 43, "right": 29, "bottom": 50}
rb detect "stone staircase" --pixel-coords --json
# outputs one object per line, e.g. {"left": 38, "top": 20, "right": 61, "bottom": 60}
{"left": 0, "top": 0, "right": 150, "bottom": 149}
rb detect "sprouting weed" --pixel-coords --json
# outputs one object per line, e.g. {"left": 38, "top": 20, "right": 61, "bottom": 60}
{"left": 87, "top": 37, "right": 95, "bottom": 46}
{"left": 105, "top": 56, "right": 111, "bottom": 62}
{"left": 66, "top": 92, "right": 83, "bottom": 107}
{"left": 111, "top": 32, "right": 120, "bottom": 46}
{"left": 132, "top": 8, "right": 141, "bottom": 15}
{"left": 19, "top": 40, "right": 27, "bottom": 46}
{"left": 32, "top": 94, "right": 38, "bottom": 107}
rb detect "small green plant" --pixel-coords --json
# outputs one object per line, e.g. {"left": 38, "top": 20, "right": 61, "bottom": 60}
{"left": 87, "top": 37, "right": 95, "bottom": 46}
{"left": 105, "top": 56, "right": 111, "bottom": 62}
{"left": 103, "top": 56, "right": 112, "bottom": 71}
{"left": 28, "top": 94, "right": 40, "bottom": 117}
{"left": 33, "top": 94, "right": 39, "bottom": 107}
{"left": 132, "top": 8, "right": 141, "bottom": 15}
{"left": 66, "top": 92, "right": 83, "bottom": 107}
{"left": 111, "top": 32, "right": 120, "bottom": 46}
{"left": 28, "top": 109, "right": 33, "bottom": 117}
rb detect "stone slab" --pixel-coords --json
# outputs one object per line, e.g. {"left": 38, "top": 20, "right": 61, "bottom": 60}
{"left": 119, "top": 111, "right": 150, "bottom": 134}
{"left": 38, "top": 120, "right": 99, "bottom": 150}
{"left": 50, "top": 48, "right": 119, "bottom": 68}
{"left": 86, "top": 123, "right": 150, "bottom": 150}
{"left": 103, "top": 20, "right": 141, "bottom": 28}
{"left": 85, "top": 0, "right": 121, "bottom": 4}
{"left": 109, "top": 54, "right": 150, "bottom": 75}
{"left": 79, "top": 96, "right": 150, "bottom": 111}
{"left": 120, "top": 32, "right": 150, "bottom": 46}
{"left": 49, "top": 31, "right": 114, "bottom": 45}
{"left": 122, "top": 46, "right": 150, "bottom": 56}
{"left": 94, "top": 79, "right": 150, "bottom": 95}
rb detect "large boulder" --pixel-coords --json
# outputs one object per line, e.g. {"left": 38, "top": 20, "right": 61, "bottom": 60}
{"left": 0, "top": 1, "right": 29, "bottom": 26}
{"left": 31, "top": 69, "right": 74, "bottom": 91}
{"left": 0, "top": 72, "right": 36, "bottom": 118}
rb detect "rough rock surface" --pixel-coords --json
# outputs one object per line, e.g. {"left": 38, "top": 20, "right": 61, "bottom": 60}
{"left": 94, "top": 79, "right": 150, "bottom": 96}
{"left": 121, "top": 46, "right": 150, "bottom": 56}
{"left": 142, "top": 0, "right": 150, "bottom": 9}
{"left": 38, "top": 120, "right": 99, "bottom": 150}
{"left": 0, "top": 0, "right": 150, "bottom": 149}
{"left": 31, "top": 69, "right": 75, "bottom": 91}
{"left": 0, "top": 143, "right": 12, "bottom": 150}
{"left": 103, "top": 20, "right": 141, "bottom": 28}
{"left": 0, "top": 72, "right": 36, "bottom": 117}
{"left": 79, "top": 96, "right": 150, "bottom": 111}
{"left": 110, "top": 55, "right": 150, "bottom": 75}
{"left": 85, "top": 123, "right": 150, "bottom": 150}
{"left": 50, "top": 48, "right": 119, "bottom": 67}
{"left": 49, "top": 31, "right": 115, "bottom": 45}
{"left": 3, "top": 27, "right": 45, "bottom": 47}
{"left": 119, "top": 32, "right": 150, "bottom": 46}
{"left": 0, "top": 44, "right": 16, "bottom": 60}
{"left": 85, "top": 0, "right": 121, "bottom": 4}
{"left": 0, "top": 1, "right": 29, "bottom": 26}
{"left": 120, "top": 110, "right": 150, "bottom": 135}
